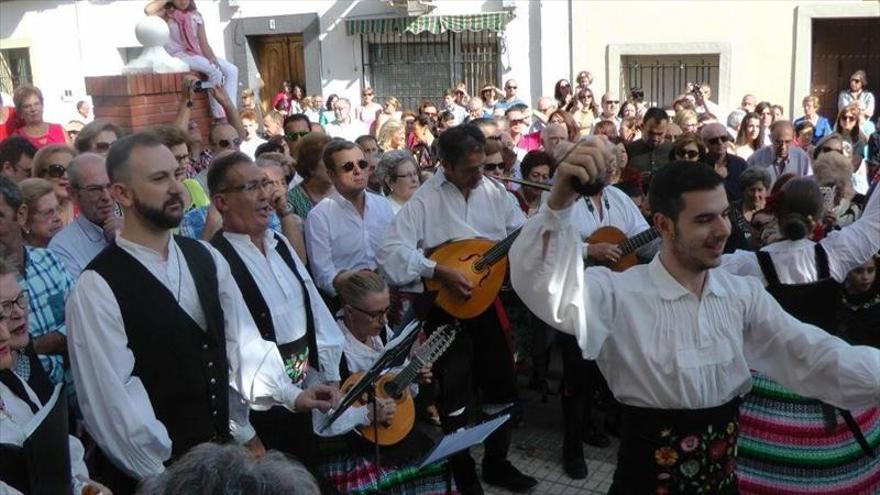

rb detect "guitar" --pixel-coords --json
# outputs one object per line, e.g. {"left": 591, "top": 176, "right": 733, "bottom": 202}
{"left": 585, "top": 226, "right": 659, "bottom": 272}
{"left": 424, "top": 227, "right": 523, "bottom": 320}
{"left": 340, "top": 324, "right": 459, "bottom": 446}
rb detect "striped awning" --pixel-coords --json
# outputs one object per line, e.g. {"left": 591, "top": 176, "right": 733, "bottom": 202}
{"left": 346, "top": 12, "right": 511, "bottom": 36}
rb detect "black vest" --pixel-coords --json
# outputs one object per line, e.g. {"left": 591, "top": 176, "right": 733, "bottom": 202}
{"left": 210, "top": 231, "right": 319, "bottom": 370}
{"left": 85, "top": 236, "right": 231, "bottom": 460}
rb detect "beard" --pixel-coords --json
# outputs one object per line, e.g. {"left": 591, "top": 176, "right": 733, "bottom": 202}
{"left": 670, "top": 224, "right": 725, "bottom": 273}
{"left": 133, "top": 194, "right": 184, "bottom": 229}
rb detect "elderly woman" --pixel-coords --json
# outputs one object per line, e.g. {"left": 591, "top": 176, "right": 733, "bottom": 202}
{"left": 377, "top": 119, "right": 406, "bottom": 152}
{"left": 11, "top": 85, "right": 68, "bottom": 149}
{"left": 812, "top": 150, "right": 863, "bottom": 228}
{"left": 73, "top": 120, "right": 123, "bottom": 155}
{"left": 669, "top": 133, "right": 706, "bottom": 162}
{"left": 286, "top": 132, "right": 333, "bottom": 219}
{"left": 0, "top": 260, "right": 111, "bottom": 494}
{"left": 794, "top": 95, "right": 833, "bottom": 145}
{"left": 700, "top": 122, "right": 748, "bottom": 201}
{"left": 31, "top": 144, "right": 76, "bottom": 224}
{"left": 838, "top": 69, "right": 875, "bottom": 121}
{"left": 376, "top": 150, "right": 420, "bottom": 214}
{"left": 18, "top": 178, "right": 63, "bottom": 247}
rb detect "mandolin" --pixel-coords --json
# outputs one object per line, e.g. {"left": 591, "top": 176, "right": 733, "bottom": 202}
{"left": 340, "top": 324, "right": 458, "bottom": 446}
{"left": 585, "top": 225, "right": 659, "bottom": 272}
{"left": 424, "top": 227, "right": 523, "bottom": 320}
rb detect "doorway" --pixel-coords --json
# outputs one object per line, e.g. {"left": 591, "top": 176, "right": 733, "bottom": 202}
{"left": 253, "top": 34, "right": 306, "bottom": 114}
{"left": 811, "top": 18, "right": 879, "bottom": 120}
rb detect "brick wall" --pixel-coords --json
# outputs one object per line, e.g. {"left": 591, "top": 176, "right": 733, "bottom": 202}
{"left": 85, "top": 72, "right": 212, "bottom": 143}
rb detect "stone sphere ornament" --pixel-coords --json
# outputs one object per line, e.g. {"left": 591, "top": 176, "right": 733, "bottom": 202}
{"left": 124, "top": 16, "right": 190, "bottom": 74}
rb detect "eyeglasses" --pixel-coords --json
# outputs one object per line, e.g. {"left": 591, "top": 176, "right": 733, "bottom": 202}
{"left": 45, "top": 164, "right": 67, "bottom": 179}
{"left": 340, "top": 160, "right": 369, "bottom": 173}
{"left": 394, "top": 171, "right": 419, "bottom": 180}
{"left": 483, "top": 162, "right": 504, "bottom": 172}
{"left": 79, "top": 184, "right": 112, "bottom": 196}
{"left": 349, "top": 304, "right": 389, "bottom": 321}
{"left": 707, "top": 135, "right": 731, "bottom": 145}
{"left": 676, "top": 149, "right": 700, "bottom": 159}
{"left": 604, "top": 100, "right": 620, "bottom": 105}
{"left": 285, "top": 131, "right": 310, "bottom": 142}
{"left": 819, "top": 145, "right": 843, "bottom": 154}
{"left": 506, "top": 86, "right": 517, "bottom": 90}
{"left": 219, "top": 179, "right": 272, "bottom": 194}
{"left": 0, "top": 291, "right": 28, "bottom": 319}
{"left": 217, "top": 137, "right": 243, "bottom": 149}
{"left": 93, "top": 142, "right": 113, "bottom": 153}
{"left": 32, "top": 205, "right": 60, "bottom": 221}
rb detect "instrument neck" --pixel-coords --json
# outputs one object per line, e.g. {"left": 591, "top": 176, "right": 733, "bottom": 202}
{"left": 478, "top": 226, "right": 524, "bottom": 268}
{"left": 619, "top": 228, "right": 659, "bottom": 256}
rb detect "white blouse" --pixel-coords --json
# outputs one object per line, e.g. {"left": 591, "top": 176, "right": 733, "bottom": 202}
{"left": 67, "top": 236, "right": 303, "bottom": 479}
{"left": 509, "top": 203, "right": 880, "bottom": 410}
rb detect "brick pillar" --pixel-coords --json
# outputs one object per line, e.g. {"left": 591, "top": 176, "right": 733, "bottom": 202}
{"left": 85, "top": 72, "right": 211, "bottom": 143}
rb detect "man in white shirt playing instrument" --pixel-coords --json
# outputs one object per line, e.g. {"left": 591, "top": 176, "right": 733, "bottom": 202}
{"left": 377, "top": 125, "right": 536, "bottom": 494}
{"left": 509, "top": 142, "right": 880, "bottom": 494}
{"left": 66, "top": 133, "right": 338, "bottom": 492}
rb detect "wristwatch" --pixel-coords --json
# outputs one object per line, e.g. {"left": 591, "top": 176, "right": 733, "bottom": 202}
{"left": 277, "top": 206, "right": 294, "bottom": 218}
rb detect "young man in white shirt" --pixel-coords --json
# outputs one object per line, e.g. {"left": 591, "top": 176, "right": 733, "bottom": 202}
{"left": 66, "top": 133, "right": 338, "bottom": 492}
{"left": 510, "top": 146, "right": 880, "bottom": 494}
{"left": 304, "top": 139, "right": 394, "bottom": 298}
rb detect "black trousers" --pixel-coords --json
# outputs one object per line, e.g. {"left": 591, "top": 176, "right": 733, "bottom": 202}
{"left": 559, "top": 333, "right": 605, "bottom": 460}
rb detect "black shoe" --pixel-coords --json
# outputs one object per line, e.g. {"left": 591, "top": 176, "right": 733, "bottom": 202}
{"left": 563, "top": 456, "right": 588, "bottom": 479}
{"left": 456, "top": 479, "right": 485, "bottom": 495}
{"left": 583, "top": 428, "right": 611, "bottom": 448}
{"left": 482, "top": 460, "right": 538, "bottom": 492}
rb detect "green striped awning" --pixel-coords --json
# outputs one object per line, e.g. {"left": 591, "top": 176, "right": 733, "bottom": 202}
{"left": 346, "top": 12, "right": 511, "bottom": 36}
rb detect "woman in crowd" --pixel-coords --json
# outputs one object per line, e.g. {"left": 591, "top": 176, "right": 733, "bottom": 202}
{"left": 668, "top": 133, "right": 706, "bottom": 162}
{"left": 286, "top": 132, "right": 332, "bottom": 219}
{"left": 73, "top": 120, "right": 123, "bottom": 155}
{"left": 812, "top": 150, "right": 864, "bottom": 228}
{"left": 372, "top": 97, "right": 402, "bottom": 136}
{"left": 838, "top": 70, "right": 875, "bottom": 122}
{"left": 409, "top": 115, "right": 436, "bottom": 170}
{"left": 315, "top": 271, "right": 449, "bottom": 494}
{"left": 356, "top": 87, "right": 382, "bottom": 128}
{"left": 618, "top": 117, "right": 639, "bottom": 143}
{"left": 377, "top": 120, "right": 406, "bottom": 152}
{"left": 378, "top": 149, "right": 420, "bottom": 214}
{"left": 839, "top": 256, "right": 880, "bottom": 349}
{"left": 770, "top": 104, "right": 785, "bottom": 123}
{"left": 724, "top": 165, "right": 772, "bottom": 252}
{"left": 554, "top": 79, "right": 574, "bottom": 111}
{"left": 735, "top": 111, "right": 763, "bottom": 160}
{"left": 574, "top": 70, "right": 592, "bottom": 92}
{"left": 618, "top": 101, "right": 638, "bottom": 120}
{"left": 320, "top": 94, "right": 339, "bottom": 126}
{"left": 18, "top": 178, "right": 63, "bottom": 247}
{"left": 834, "top": 103, "right": 869, "bottom": 159}
{"left": 31, "top": 144, "right": 75, "bottom": 224}
{"left": 674, "top": 108, "right": 699, "bottom": 135}
{"left": 700, "top": 123, "right": 748, "bottom": 201}
{"left": 722, "top": 178, "right": 880, "bottom": 495}
{"left": 755, "top": 101, "right": 774, "bottom": 146}
{"left": 480, "top": 84, "right": 501, "bottom": 113}
{"left": 240, "top": 88, "right": 262, "bottom": 127}
{"left": 272, "top": 81, "right": 303, "bottom": 115}
{"left": 592, "top": 120, "right": 619, "bottom": 141}
{"left": 548, "top": 110, "right": 580, "bottom": 143}
{"left": 794, "top": 95, "right": 832, "bottom": 145}
{"left": 145, "top": 0, "right": 238, "bottom": 121}
{"left": 571, "top": 88, "right": 598, "bottom": 136}
{"left": 12, "top": 85, "right": 68, "bottom": 148}
{"left": 516, "top": 150, "right": 555, "bottom": 217}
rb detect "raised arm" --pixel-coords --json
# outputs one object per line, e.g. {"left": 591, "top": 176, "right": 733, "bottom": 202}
{"left": 820, "top": 185, "right": 880, "bottom": 281}
{"left": 144, "top": 0, "right": 168, "bottom": 16}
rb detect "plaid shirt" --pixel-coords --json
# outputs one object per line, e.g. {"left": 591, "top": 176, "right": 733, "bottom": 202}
{"left": 179, "top": 205, "right": 282, "bottom": 240}
{"left": 20, "top": 247, "right": 73, "bottom": 385}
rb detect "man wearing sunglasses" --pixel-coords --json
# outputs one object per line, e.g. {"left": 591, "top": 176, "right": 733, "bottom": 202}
{"left": 305, "top": 139, "right": 394, "bottom": 298}
{"left": 746, "top": 120, "right": 812, "bottom": 186}
{"left": 282, "top": 113, "right": 311, "bottom": 152}
{"left": 494, "top": 79, "right": 525, "bottom": 113}
{"left": 206, "top": 151, "right": 343, "bottom": 464}
{"left": 193, "top": 123, "right": 243, "bottom": 193}
{"left": 700, "top": 123, "right": 748, "bottom": 203}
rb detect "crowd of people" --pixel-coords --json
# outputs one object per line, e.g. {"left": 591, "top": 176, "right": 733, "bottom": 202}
{"left": 1, "top": 1, "right": 880, "bottom": 494}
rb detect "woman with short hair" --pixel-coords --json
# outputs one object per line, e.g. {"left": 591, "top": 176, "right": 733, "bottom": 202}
{"left": 669, "top": 133, "right": 706, "bottom": 162}
{"left": 286, "top": 132, "right": 332, "bottom": 218}
{"left": 377, "top": 119, "right": 406, "bottom": 152}
{"left": 377, "top": 150, "right": 419, "bottom": 214}
{"left": 73, "top": 120, "right": 124, "bottom": 155}
{"left": 12, "top": 85, "right": 68, "bottom": 149}
{"left": 838, "top": 69, "right": 875, "bottom": 121}
{"left": 794, "top": 95, "right": 832, "bottom": 145}
{"left": 18, "top": 178, "right": 63, "bottom": 247}
{"left": 31, "top": 144, "right": 76, "bottom": 224}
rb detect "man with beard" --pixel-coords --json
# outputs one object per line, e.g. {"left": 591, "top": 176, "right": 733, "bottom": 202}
{"left": 377, "top": 125, "right": 537, "bottom": 494}
{"left": 510, "top": 147, "right": 880, "bottom": 494}
{"left": 66, "top": 133, "right": 339, "bottom": 492}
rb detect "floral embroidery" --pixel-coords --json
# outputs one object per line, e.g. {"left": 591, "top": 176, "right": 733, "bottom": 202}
{"left": 652, "top": 416, "right": 739, "bottom": 493}
{"left": 283, "top": 348, "right": 310, "bottom": 385}
{"left": 679, "top": 435, "right": 700, "bottom": 452}
{"left": 655, "top": 447, "right": 679, "bottom": 466}
{"left": 679, "top": 460, "right": 700, "bottom": 478}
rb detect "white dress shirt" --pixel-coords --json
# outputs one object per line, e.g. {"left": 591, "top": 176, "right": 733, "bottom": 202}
{"left": 571, "top": 186, "right": 654, "bottom": 258}
{"left": 509, "top": 203, "right": 880, "bottom": 410}
{"left": 324, "top": 120, "right": 368, "bottom": 142}
{"left": 377, "top": 170, "right": 526, "bottom": 287}
{"left": 305, "top": 190, "right": 395, "bottom": 295}
{"left": 47, "top": 215, "right": 110, "bottom": 278}
{"left": 0, "top": 379, "right": 90, "bottom": 493}
{"left": 721, "top": 188, "right": 880, "bottom": 285}
{"left": 66, "top": 235, "right": 303, "bottom": 478}
{"left": 221, "top": 230, "right": 344, "bottom": 381}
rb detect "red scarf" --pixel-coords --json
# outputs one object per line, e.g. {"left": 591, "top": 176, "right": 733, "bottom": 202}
{"left": 168, "top": 8, "right": 202, "bottom": 56}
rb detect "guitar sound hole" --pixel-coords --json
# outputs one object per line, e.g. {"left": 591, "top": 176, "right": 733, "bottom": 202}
{"left": 382, "top": 381, "right": 401, "bottom": 399}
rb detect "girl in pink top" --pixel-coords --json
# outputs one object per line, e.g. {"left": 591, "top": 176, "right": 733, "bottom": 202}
{"left": 12, "top": 85, "right": 69, "bottom": 149}
{"left": 145, "top": 0, "right": 238, "bottom": 120}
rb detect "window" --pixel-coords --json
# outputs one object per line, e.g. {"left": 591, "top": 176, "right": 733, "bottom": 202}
{"left": 362, "top": 30, "right": 500, "bottom": 111}
{"left": 0, "top": 47, "right": 32, "bottom": 95}
{"left": 620, "top": 54, "right": 720, "bottom": 108}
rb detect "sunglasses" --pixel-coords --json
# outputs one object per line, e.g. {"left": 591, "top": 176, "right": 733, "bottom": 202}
{"left": 285, "top": 130, "right": 310, "bottom": 141}
{"left": 340, "top": 160, "right": 369, "bottom": 173}
{"left": 509, "top": 118, "right": 526, "bottom": 125}
{"left": 93, "top": 142, "right": 113, "bottom": 153}
{"left": 45, "top": 163, "right": 67, "bottom": 178}
{"left": 217, "top": 137, "right": 243, "bottom": 149}
{"left": 483, "top": 162, "right": 504, "bottom": 172}
{"left": 219, "top": 179, "right": 272, "bottom": 194}
{"left": 707, "top": 135, "right": 731, "bottom": 145}
{"left": 605, "top": 100, "right": 620, "bottom": 105}
{"left": 506, "top": 86, "right": 517, "bottom": 90}
{"left": 841, "top": 115, "right": 858, "bottom": 122}
{"left": 676, "top": 149, "right": 700, "bottom": 159}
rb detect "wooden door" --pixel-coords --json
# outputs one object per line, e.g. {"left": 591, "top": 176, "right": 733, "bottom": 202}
{"left": 811, "top": 18, "right": 880, "bottom": 120}
{"left": 254, "top": 34, "right": 306, "bottom": 114}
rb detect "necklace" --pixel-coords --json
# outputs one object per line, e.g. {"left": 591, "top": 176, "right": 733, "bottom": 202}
{"left": 841, "top": 291, "right": 880, "bottom": 312}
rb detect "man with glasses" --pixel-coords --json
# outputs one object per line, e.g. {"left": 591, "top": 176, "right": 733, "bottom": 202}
{"left": 700, "top": 123, "right": 748, "bottom": 202}
{"left": 599, "top": 92, "right": 621, "bottom": 127}
{"left": 48, "top": 153, "right": 120, "bottom": 278}
{"left": 325, "top": 98, "right": 367, "bottom": 142}
{"left": 194, "top": 123, "right": 244, "bottom": 193}
{"left": 282, "top": 113, "right": 312, "bottom": 152}
{"left": 305, "top": 138, "right": 394, "bottom": 297}
{"left": 626, "top": 107, "right": 673, "bottom": 176}
{"left": 495, "top": 79, "right": 525, "bottom": 113}
{"left": 0, "top": 175, "right": 72, "bottom": 387}
{"left": 0, "top": 136, "right": 37, "bottom": 183}
{"left": 747, "top": 120, "right": 812, "bottom": 186}
{"left": 207, "top": 151, "right": 343, "bottom": 466}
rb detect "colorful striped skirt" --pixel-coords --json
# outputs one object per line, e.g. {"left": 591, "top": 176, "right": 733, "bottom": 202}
{"left": 318, "top": 455, "right": 454, "bottom": 494}
{"left": 737, "top": 372, "right": 880, "bottom": 495}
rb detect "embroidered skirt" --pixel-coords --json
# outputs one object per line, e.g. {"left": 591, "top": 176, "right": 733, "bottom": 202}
{"left": 737, "top": 372, "right": 880, "bottom": 495}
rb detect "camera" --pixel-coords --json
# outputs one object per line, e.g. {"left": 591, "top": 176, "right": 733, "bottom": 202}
{"left": 193, "top": 80, "right": 216, "bottom": 93}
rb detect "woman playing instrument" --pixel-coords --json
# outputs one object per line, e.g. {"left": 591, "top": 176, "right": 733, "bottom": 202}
{"left": 314, "top": 272, "right": 451, "bottom": 494}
